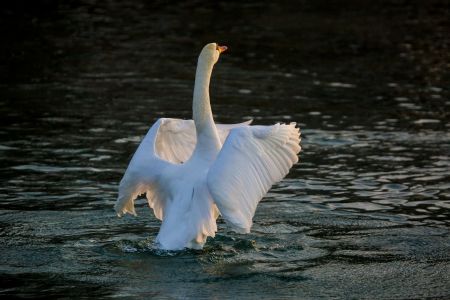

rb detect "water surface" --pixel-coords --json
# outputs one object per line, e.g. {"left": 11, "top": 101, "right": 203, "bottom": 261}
{"left": 1, "top": 1, "right": 449, "bottom": 299}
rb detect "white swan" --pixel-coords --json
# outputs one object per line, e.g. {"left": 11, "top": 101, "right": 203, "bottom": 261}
{"left": 114, "top": 43, "right": 301, "bottom": 250}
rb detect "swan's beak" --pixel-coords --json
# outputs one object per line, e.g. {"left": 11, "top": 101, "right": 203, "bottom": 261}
{"left": 217, "top": 45, "right": 228, "bottom": 54}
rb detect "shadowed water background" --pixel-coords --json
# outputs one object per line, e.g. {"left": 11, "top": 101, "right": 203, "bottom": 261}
{"left": 1, "top": 0, "right": 449, "bottom": 298}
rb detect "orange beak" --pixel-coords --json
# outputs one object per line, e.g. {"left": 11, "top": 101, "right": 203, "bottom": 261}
{"left": 217, "top": 45, "right": 228, "bottom": 53}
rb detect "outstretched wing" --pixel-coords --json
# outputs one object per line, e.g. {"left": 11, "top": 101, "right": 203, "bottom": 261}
{"left": 207, "top": 123, "right": 301, "bottom": 233}
{"left": 115, "top": 118, "right": 253, "bottom": 219}
{"left": 114, "top": 118, "right": 175, "bottom": 218}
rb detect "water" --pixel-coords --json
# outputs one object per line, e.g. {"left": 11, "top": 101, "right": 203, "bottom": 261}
{"left": 1, "top": 1, "right": 450, "bottom": 298}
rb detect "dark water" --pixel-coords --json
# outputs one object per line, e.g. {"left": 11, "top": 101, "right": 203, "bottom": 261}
{"left": 1, "top": 1, "right": 450, "bottom": 298}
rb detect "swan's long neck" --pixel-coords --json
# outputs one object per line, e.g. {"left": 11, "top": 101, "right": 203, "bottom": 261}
{"left": 193, "top": 60, "right": 214, "bottom": 130}
{"left": 192, "top": 58, "right": 221, "bottom": 161}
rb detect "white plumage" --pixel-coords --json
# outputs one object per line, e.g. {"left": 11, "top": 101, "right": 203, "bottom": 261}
{"left": 115, "top": 43, "right": 301, "bottom": 250}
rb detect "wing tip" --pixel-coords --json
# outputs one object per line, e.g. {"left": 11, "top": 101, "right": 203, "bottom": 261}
{"left": 114, "top": 202, "right": 138, "bottom": 218}
{"left": 217, "top": 212, "right": 253, "bottom": 234}
{"left": 226, "top": 221, "right": 251, "bottom": 234}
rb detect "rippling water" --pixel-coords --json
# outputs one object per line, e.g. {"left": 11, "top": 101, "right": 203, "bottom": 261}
{"left": 1, "top": 1, "right": 449, "bottom": 298}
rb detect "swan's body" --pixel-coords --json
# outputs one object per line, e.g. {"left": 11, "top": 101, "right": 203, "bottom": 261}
{"left": 115, "top": 43, "right": 301, "bottom": 250}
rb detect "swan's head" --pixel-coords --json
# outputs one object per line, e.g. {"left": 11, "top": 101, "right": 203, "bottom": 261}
{"left": 199, "top": 43, "right": 227, "bottom": 66}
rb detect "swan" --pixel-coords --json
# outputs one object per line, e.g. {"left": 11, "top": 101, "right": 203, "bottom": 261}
{"left": 114, "top": 43, "right": 301, "bottom": 250}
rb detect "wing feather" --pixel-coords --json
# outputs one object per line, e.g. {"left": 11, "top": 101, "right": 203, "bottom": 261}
{"left": 207, "top": 123, "right": 301, "bottom": 233}
{"left": 114, "top": 118, "right": 173, "bottom": 218}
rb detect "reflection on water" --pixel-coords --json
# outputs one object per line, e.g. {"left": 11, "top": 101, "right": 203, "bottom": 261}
{"left": 1, "top": 0, "right": 449, "bottom": 298}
